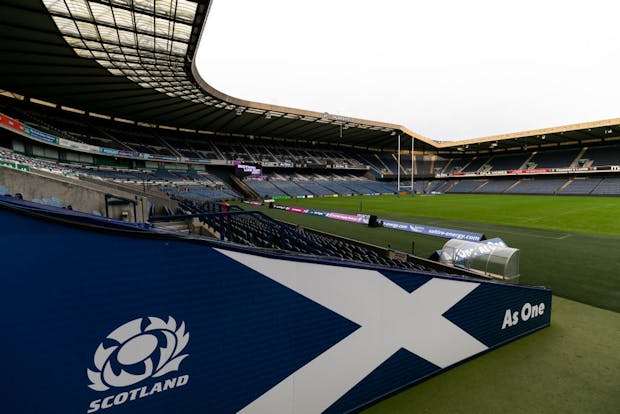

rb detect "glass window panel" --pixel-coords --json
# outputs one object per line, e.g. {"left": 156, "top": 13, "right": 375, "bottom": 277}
{"left": 137, "top": 34, "right": 156, "bottom": 51}
{"left": 109, "top": 0, "right": 131, "bottom": 6}
{"left": 120, "top": 46, "right": 138, "bottom": 55}
{"left": 106, "top": 52, "right": 123, "bottom": 61}
{"left": 83, "top": 40, "right": 105, "bottom": 51}
{"left": 134, "top": 13, "right": 154, "bottom": 35}
{"left": 176, "top": 1, "right": 198, "bottom": 22}
{"left": 90, "top": 3, "right": 115, "bottom": 25}
{"left": 133, "top": 0, "right": 155, "bottom": 14}
{"left": 76, "top": 21, "right": 100, "bottom": 40}
{"left": 155, "top": 0, "right": 174, "bottom": 18}
{"left": 103, "top": 44, "right": 122, "bottom": 54}
{"left": 172, "top": 23, "right": 191, "bottom": 41}
{"left": 52, "top": 16, "right": 80, "bottom": 37}
{"left": 84, "top": 40, "right": 104, "bottom": 50}
{"left": 42, "top": 0, "right": 70, "bottom": 16}
{"left": 65, "top": 37, "right": 86, "bottom": 48}
{"left": 108, "top": 69, "right": 124, "bottom": 76}
{"left": 95, "top": 59, "right": 113, "bottom": 68}
{"left": 109, "top": 61, "right": 129, "bottom": 69}
{"left": 154, "top": 17, "right": 171, "bottom": 37}
{"left": 97, "top": 25, "right": 118, "bottom": 43}
{"left": 171, "top": 41, "right": 187, "bottom": 56}
{"left": 91, "top": 50, "right": 108, "bottom": 59}
{"left": 112, "top": 7, "right": 133, "bottom": 30}
{"left": 154, "top": 38, "right": 171, "bottom": 53}
{"left": 67, "top": 0, "right": 92, "bottom": 20}
{"left": 73, "top": 48, "right": 93, "bottom": 58}
{"left": 117, "top": 29, "right": 136, "bottom": 47}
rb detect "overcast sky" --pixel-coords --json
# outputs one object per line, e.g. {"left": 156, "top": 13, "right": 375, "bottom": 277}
{"left": 195, "top": 0, "right": 620, "bottom": 141}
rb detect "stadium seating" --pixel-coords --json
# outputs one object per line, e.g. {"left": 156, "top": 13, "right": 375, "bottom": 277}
{"left": 559, "top": 177, "right": 603, "bottom": 195}
{"left": 489, "top": 153, "right": 530, "bottom": 171}
{"left": 177, "top": 200, "right": 446, "bottom": 274}
{"left": 166, "top": 186, "right": 239, "bottom": 202}
{"left": 243, "top": 179, "right": 288, "bottom": 198}
{"left": 582, "top": 145, "right": 620, "bottom": 167}
{"left": 590, "top": 177, "right": 620, "bottom": 195}
{"left": 295, "top": 180, "right": 335, "bottom": 196}
{"left": 1, "top": 148, "right": 76, "bottom": 176}
{"left": 378, "top": 153, "right": 399, "bottom": 175}
{"left": 432, "top": 158, "right": 450, "bottom": 175}
{"left": 529, "top": 148, "right": 581, "bottom": 168}
{"left": 270, "top": 179, "right": 309, "bottom": 197}
{"left": 446, "top": 180, "right": 486, "bottom": 193}
{"left": 474, "top": 179, "right": 517, "bottom": 193}
{"left": 460, "top": 157, "right": 490, "bottom": 173}
{"left": 426, "top": 180, "right": 451, "bottom": 193}
{"left": 416, "top": 158, "right": 433, "bottom": 175}
{"left": 505, "top": 178, "right": 568, "bottom": 194}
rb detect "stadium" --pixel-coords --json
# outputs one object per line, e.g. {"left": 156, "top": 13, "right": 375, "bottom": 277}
{"left": 0, "top": 1, "right": 617, "bottom": 413}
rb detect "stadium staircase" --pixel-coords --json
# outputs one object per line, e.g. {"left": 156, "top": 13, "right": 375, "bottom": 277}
{"left": 518, "top": 152, "right": 536, "bottom": 170}
{"left": 153, "top": 220, "right": 190, "bottom": 234}
{"left": 571, "top": 148, "right": 589, "bottom": 168}
{"left": 230, "top": 175, "right": 260, "bottom": 199}
{"left": 556, "top": 179, "right": 573, "bottom": 194}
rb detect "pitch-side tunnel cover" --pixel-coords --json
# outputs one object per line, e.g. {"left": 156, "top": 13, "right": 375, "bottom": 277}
{"left": 0, "top": 196, "right": 551, "bottom": 414}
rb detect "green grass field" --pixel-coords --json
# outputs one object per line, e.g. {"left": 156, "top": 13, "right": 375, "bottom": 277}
{"left": 236, "top": 194, "right": 620, "bottom": 413}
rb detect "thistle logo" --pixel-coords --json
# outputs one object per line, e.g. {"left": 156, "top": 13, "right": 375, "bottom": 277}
{"left": 87, "top": 316, "right": 190, "bottom": 413}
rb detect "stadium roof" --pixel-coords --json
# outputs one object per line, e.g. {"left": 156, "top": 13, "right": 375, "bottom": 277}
{"left": 0, "top": 0, "right": 619, "bottom": 154}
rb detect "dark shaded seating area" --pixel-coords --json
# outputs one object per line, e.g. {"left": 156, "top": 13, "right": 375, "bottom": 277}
{"left": 177, "top": 200, "right": 446, "bottom": 274}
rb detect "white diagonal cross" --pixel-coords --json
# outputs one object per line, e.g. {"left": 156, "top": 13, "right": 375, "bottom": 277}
{"left": 216, "top": 249, "right": 487, "bottom": 414}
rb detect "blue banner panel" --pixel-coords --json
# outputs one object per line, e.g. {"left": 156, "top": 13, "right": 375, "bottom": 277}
{"left": 0, "top": 205, "right": 549, "bottom": 414}
{"left": 24, "top": 126, "right": 58, "bottom": 144}
{"left": 381, "top": 219, "right": 485, "bottom": 241}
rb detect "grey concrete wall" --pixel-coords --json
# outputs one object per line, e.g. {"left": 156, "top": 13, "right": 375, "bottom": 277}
{"left": 0, "top": 166, "right": 149, "bottom": 222}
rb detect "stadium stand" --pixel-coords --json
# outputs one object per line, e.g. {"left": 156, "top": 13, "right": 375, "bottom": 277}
{"left": 1, "top": 148, "right": 76, "bottom": 176}
{"left": 581, "top": 145, "right": 620, "bottom": 167}
{"left": 489, "top": 153, "right": 530, "bottom": 171}
{"left": 559, "top": 177, "right": 604, "bottom": 195}
{"left": 505, "top": 178, "right": 568, "bottom": 194}
{"left": 379, "top": 153, "right": 399, "bottom": 175}
{"left": 475, "top": 179, "right": 518, "bottom": 193}
{"left": 244, "top": 179, "right": 289, "bottom": 198}
{"left": 460, "top": 157, "right": 490, "bottom": 173}
{"left": 446, "top": 180, "right": 487, "bottom": 193}
{"left": 590, "top": 177, "right": 620, "bottom": 195}
{"left": 176, "top": 200, "right": 447, "bottom": 273}
{"left": 294, "top": 178, "right": 336, "bottom": 196}
{"left": 528, "top": 148, "right": 581, "bottom": 168}
{"left": 270, "top": 178, "right": 309, "bottom": 197}
{"left": 426, "top": 180, "right": 452, "bottom": 193}
{"left": 165, "top": 186, "right": 240, "bottom": 202}
{"left": 415, "top": 157, "right": 433, "bottom": 176}
{"left": 432, "top": 158, "right": 450, "bottom": 175}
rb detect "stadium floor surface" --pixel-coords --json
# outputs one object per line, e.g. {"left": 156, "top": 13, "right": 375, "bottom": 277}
{"left": 234, "top": 194, "right": 620, "bottom": 413}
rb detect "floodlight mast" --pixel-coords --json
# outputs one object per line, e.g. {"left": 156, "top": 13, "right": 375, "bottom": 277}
{"left": 411, "top": 136, "right": 415, "bottom": 197}
{"left": 397, "top": 134, "right": 401, "bottom": 193}
{"left": 396, "top": 133, "right": 415, "bottom": 197}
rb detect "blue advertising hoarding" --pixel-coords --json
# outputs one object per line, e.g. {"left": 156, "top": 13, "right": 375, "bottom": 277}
{"left": 0, "top": 203, "right": 549, "bottom": 413}
{"left": 381, "top": 219, "right": 485, "bottom": 241}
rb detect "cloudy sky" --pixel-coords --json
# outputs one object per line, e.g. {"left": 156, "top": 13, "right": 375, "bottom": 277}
{"left": 195, "top": 0, "right": 619, "bottom": 141}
